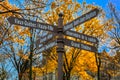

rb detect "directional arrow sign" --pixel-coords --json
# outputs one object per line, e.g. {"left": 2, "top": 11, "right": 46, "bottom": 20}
{"left": 36, "top": 40, "right": 57, "bottom": 54}
{"left": 7, "top": 17, "right": 56, "bottom": 32}
{"left": 64, "top": 39, "right": 97, "bottom": 52}
{"left": 36, "top": 33, "right": 56, "bottom": 48}
{"left": 63, "top": 8, "right": 99, "bottom": 31}
{"left": 65, "top": 30, "right": 98, "bottom": 43}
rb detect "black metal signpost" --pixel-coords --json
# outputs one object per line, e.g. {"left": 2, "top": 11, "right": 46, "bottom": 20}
{"left": 57, "top": 13, "right": 64, "bottom": 80}
{"left": 7, "top": 8, "right": 99, "bottom": 80}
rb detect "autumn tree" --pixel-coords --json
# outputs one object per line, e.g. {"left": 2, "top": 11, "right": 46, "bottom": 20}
{"left": 0, "top": 0, "right": 49, "bottom": 80}
{"left": 108, "top": 2, "right": 120, "bottom": 50}
{"left": 104, "top": 2, "right": 120, "bottom": 79}
{"left": 0, "top": 54, "right": 12, "bottom": 80}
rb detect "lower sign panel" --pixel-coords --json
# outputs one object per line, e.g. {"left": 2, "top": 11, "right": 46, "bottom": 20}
{"left": 64, "top": 39, "right": 97, "bottom": 52}
{"left": 36, "top": 40, "right": 57, "bottom": 54}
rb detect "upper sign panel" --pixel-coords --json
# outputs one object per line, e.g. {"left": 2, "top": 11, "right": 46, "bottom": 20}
{"left": 7, "top": 17, "right": 56, "bottom": 32}
{"left": 63, "top": 8, "right": 99, "bottom": 31}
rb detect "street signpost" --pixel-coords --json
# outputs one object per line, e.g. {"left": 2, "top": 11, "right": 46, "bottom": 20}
{"left": 7, "top": 17, "right": 56, "bottom": 32}
{"left": 7, "top": 8, "right": 99, "bottom": 80}
{"left": 63, "top": 8, "right": 99, "bottom": 31}
{"left": 64, "top": 39, "right": 97, "bottom": 52}
{"left": 65, "top": 30, "right": 98, "bottom": 43}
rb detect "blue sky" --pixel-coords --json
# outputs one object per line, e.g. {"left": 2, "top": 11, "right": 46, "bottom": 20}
{"left": 9, "top": 0, "right": 24, "bottom": 4}
{"left": 8, "top": 0, "right": 120, "bottom": 10}
{"left": 78, "top": 0, "right": 108, "bottom": 8}
{"left": 78, "top": 0, "right": 120, "bottom": 10}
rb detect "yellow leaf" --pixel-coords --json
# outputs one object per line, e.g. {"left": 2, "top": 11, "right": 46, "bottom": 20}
{"left": 14, "top": 25, "right": 22, "bottom": 31}
{"left": 51, "top": 2, "right": 56, "bottom": 9}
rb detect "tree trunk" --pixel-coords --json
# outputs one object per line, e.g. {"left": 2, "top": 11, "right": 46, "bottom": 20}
{"left": 63, "top": 71, "right": 71, "bottom": 80}
{"left": 29, "top": 28, "right": 33, "bottom": 80}
{"left": 18, "top": 73, "right": 23, "bottom": 80}
{"left": 66, "top": 72, "right": 70, "bottom": 80}
{"left": 97, "top": 55, "right": 101, "bottom": 80}
{"left": 108, "top": 74, "right": 111, "bottom": 80}
{"left": 97, "top": 65, "right": 100, "bottom": 80}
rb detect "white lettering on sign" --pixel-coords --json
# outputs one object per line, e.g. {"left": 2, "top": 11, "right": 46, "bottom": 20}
{"left": 36, "top": 40, "right": 57, "bottom": 53}
{"left": 71, "top": 41, "right": 92, "bottom": 51}
{"left": 71, "top": 41, "right": 80, "bottom": 48}
{"left": 74, "top": 17, "right": 86, "bottom": 26}
{"left": 24, "top": 20, "right": 36, "bottom": 27}
{"left": 15, "top": 18, "right": 24, "bottom": 25}
{"left": 15, "top": 18, "right": 37, "bottom": 27}
{"left": 37, "top": 24, "right": 53, "bottom": 31}
{"left": 66, "top": 31, "right": 81, "bottom": 38}
{"left": 88, "top": 37, "right": 96, "bottom": 43}
{"left": 74, "top": 11, "right": 97, "bottom": 27}
{"left": 63, "top": 9, "right": 98, "bottom": 31}
{"left": 11, "top": 17, "right": 54, "bottom": 31}
{"left": 64, "top": 39, "right": 97, "bottom": 52}
{"left": 48, "top": 25, "right": 54, "bottom": 31}
{"left": 64, "top": 23, "right": 73, "bottom": 31}
{"left": 81, "top": 44, "right": 91, "bottom": 51}
{"left": 45, "top": 41, "right": 56, "bottom": 49}
{"left": 65, "top": 31, "right": 98, "bottom": 43}
{"left": 85, "top": 11, "right": 96, "bottom": 20}
{"left": 38, "top": 34, "right": 53, "bottom": 43}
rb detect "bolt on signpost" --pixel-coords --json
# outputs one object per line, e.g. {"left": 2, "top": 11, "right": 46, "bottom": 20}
{"left": 7, "top": 8, "right": 99, "bottom": 80}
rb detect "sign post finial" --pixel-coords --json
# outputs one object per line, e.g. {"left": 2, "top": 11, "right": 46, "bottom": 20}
{"left": 59, "top": 13, "right": 63, "bottom": 17}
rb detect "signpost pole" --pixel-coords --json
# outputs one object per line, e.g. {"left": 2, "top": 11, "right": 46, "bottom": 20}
{"left": 29, "top": 28, "right": 33, "bottom": 80}
{"left": 57, "top": 13, "right": 64, "bottom": 80}
{"left": 95, "top": 43, "right": 101, "bottom": 80}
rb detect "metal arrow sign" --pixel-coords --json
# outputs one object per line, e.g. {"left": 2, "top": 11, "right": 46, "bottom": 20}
{"left": 36, "top": 33, "right": 56, "bottom": 48}
{"left": 65, "top": 30, "right": 98, "bottom": 43}
{"left": 63, "top": 8, "right": 99, "bottom": 31}
{"left": 7, "top": 17, "right": 56, "bottom": 32}
{"left": 36, "top": 40, "right": 57, "bottom": 54}
{"left": 64, "top": 39, "right": 97, "bottom": 52}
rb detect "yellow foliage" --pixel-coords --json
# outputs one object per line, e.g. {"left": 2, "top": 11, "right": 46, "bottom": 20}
{"left": 32, "top": 67, "right": 43, "bottom": 76}
{"left": 41, "top": 0, "right": 111, "bottom": 79}
{"left": 74, "top": 3, "right": 81, "bottom": 12}
{"left": 44, "top": 0, "right": 77, "bottom": 25}
{"left": 17, "top": 52, "right": 29, "bottom": 60}
{"left": 18, "top": 39, "right": 24, "bottom": 45}
{"left": 13, "top": 37, "right": 25, "bottom": 45}
{"left": 78, "top": 71, "right": 93, "bottom": 80}
{"left": 14, "top": 25, "right": 22, "bottom": 32}
{"left": 19, "top": 28, "right": 31, "bottom": 37}
{"left": 0, "top": 0, "right": 18, "bottom": 17}
{"left": 0, "top": 0, "right": 27, "bottom": 45}
{"left": 86, "top": 4, "right": 97, "bottom": 9}
{"left": 71, "top": 50, "right": 97, "bottom": 78}
{"left": 51, "top": 2, "right": 56, "bottom": 9}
